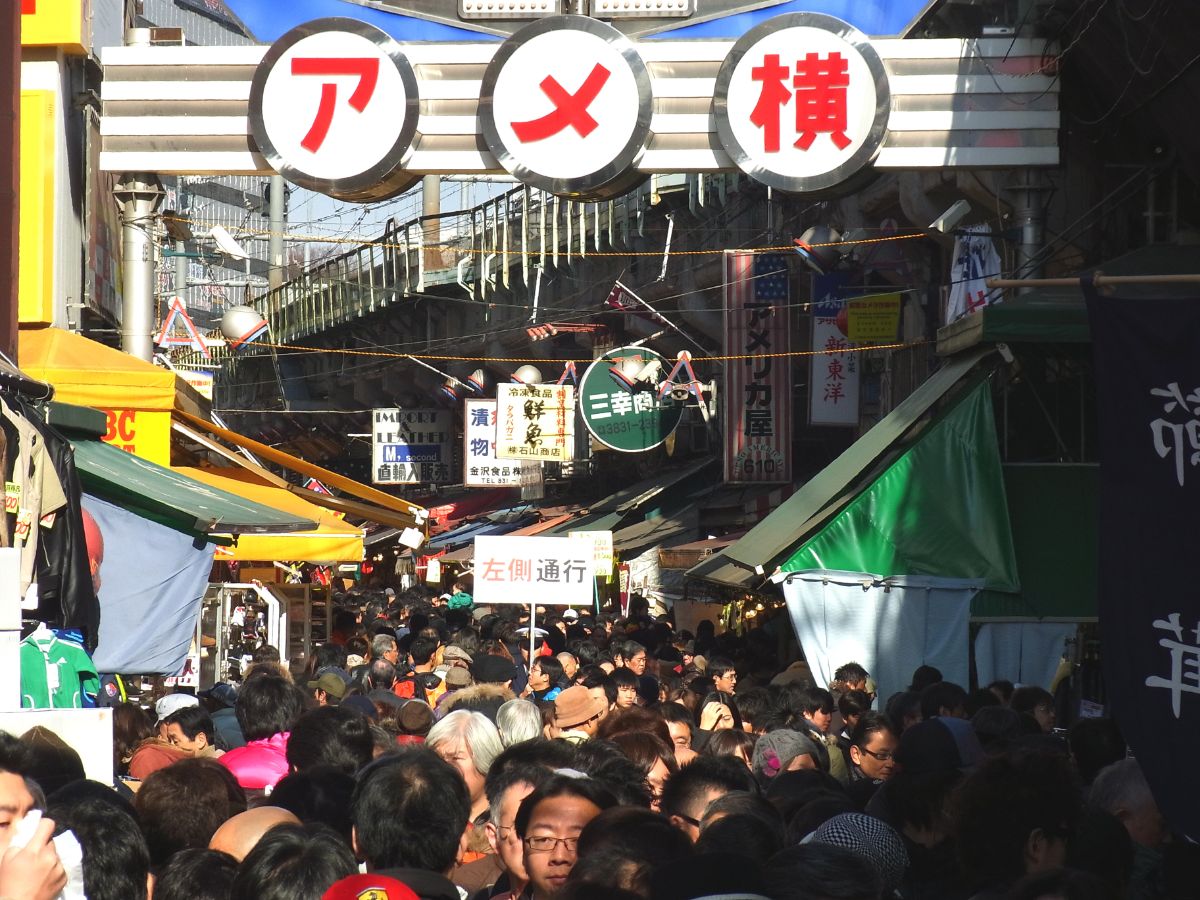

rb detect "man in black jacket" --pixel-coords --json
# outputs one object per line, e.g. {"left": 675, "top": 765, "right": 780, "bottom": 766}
{"left": 352, "top": 748, "right": 470, "bottom": 900}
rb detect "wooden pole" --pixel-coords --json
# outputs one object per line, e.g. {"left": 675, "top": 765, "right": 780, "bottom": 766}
{"left": 0, "top": 3, "right": 19, "bottom": 362}
{"left": 988, "top": 274, "right": 1200, "bottom": 289}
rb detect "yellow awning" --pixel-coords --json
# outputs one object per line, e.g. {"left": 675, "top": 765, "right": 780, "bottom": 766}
{"left": 175, "top": 411, "right": 427, "bottom": 527}
{"left": 175, "top": 467, "right": 364, "bottom": 563}
{"left": 18, "top": 326, "right": 207, "bottom": 415}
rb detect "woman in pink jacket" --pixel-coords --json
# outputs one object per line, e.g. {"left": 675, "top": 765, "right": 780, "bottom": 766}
{"left": 219, "top": 672, "right": 304, "bottom": 792}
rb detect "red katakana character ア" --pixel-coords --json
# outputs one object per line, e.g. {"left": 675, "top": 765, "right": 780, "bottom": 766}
{"left": 290, "top": 57, "right": 380, "bottom": 153}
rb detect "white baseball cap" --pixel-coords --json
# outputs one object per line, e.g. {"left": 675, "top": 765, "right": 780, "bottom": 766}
{"left": 155, "top": 693, "right": 200, "bottom": 724}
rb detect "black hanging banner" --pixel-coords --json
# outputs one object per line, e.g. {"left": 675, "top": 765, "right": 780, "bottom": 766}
{"left": 1086, "top": 280, "right": 1200, "bottom": 840}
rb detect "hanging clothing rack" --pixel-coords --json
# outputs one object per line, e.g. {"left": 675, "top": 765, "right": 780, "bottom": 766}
{"left": 0, "top": 354, "right": 53, "bottom": 402}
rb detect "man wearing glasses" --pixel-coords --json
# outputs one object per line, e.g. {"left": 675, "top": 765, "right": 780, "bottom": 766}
{"left": 515, "top": 775, "right": 616, "bottom": 900}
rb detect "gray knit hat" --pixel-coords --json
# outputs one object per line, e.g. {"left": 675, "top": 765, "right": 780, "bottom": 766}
{"left": 750, "top": 728, "right": 821, "bottom": 782}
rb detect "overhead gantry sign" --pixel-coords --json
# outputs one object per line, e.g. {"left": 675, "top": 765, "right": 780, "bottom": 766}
{"left": 99, "top": 12, "right": 1060, "bottom": 201}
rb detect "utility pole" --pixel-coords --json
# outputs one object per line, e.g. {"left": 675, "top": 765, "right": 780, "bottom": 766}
{"left": 268, "top": 173, "right": 286, "bottom": 290}
{"left": 115, "top": 174, "right": 163, "bottom": 360}
{"left": 423, "top": 174, "right": 440, "bottom": 270}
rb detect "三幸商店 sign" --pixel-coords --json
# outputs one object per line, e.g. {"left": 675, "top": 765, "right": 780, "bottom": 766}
{"left": 247, "top": 12, "right": 890, "bottom": 201}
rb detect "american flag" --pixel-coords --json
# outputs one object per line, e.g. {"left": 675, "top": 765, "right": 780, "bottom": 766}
{"left": 753, "top": 254, "right": 789, "bottom": 301}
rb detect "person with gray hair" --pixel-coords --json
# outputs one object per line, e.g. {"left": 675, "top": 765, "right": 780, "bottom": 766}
{"left": 496, "top": 699, "right": 543, "bottom": 746}
{"left": 425, "top": 709, "right": 505, "bottom": 860}
{"left": 1089, "top": 758, "right": 1168, "bottom": 850}
{"left": 1089, "top": 758, "right": 1168, "bottom": 900}
{"left": 557, "top": 652, "right": 579, "bottom": 682}
{"left": 371, "top": 633, "right": 400, "bottom": 666}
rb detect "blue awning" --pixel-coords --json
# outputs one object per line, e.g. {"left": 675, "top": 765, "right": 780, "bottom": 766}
{"left": 424, "top": 507, "right": 539, "bottom": 552}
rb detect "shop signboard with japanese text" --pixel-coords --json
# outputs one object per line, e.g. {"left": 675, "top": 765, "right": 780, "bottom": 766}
{"left": 479, "top": 16, "right": 653, "bottom": 200}
{"left": 810, "top": 272, "right": 861, "bottom": 426}
{"left": 579, "top": 347, "right": 683, "bottom": 453}
{"left": 846, "top": 293, "right": 902, "bottom": 342}
{"left": 1086, "top": 285, "right": 1200, "bottom": 840}
{"left": 714, "top": 13, "right": 890, "bottom": 194}
{"left": 496, "top": 385, "right": 575, "bottom": 463}
{"left": 723, "top": 251, "right": 791, "bottom": 484}
{"left": 474, "top": 535, "right": 594, "bottom": 607}
{"left": 372, "top": 408, "right": 452, "bottom": 485}
{"left": 464, "top": 399, "right": 541, "bottom": 488}
{"left": 236, "top": 12, "right": 892, "bottom": 203}
{"left": 568, "top": 529, "right": 614, "bottom": 580}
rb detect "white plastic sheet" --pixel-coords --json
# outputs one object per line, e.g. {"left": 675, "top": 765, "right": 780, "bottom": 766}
{"left": 781, "top": 573, "right": 976, "bottom": 703}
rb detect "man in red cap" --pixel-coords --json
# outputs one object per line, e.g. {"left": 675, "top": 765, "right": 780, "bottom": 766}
{"left": 323, "top": 874, "right": 419, "bottom": 900}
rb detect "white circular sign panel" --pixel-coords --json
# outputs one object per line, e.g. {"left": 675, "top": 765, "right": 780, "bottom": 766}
{"left": 715, "top": 14, "right": 890, "bottom": 194}
{"left": 250, "top": 18, "right": 420, "bottom": 200}
{"left": 481, "top": 16, "right": 652, "bottom": 200}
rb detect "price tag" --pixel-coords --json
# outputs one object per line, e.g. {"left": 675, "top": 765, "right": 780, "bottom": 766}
{"left": 14, "top": 509, "right": 32, "bottom": 541}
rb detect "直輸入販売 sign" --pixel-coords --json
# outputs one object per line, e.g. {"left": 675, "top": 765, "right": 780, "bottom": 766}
{"left": 372, "top": 408, "right": 452, "bottom": 485}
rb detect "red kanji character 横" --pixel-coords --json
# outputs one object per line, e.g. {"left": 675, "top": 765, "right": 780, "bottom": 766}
{"left": 793, "top": 52, "right": 851, "bottom": 150}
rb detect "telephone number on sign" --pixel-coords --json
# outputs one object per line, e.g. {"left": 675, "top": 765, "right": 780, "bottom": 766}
{"left": 591, "top": 419, "right": 656, "bottom": 436}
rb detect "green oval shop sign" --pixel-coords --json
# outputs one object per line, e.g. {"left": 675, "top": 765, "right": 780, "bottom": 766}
{"left": 580, "top": 347, "right": 683, "bottom": 452}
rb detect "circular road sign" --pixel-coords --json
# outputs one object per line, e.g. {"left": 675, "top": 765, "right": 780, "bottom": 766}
{"left": 579, "top": 347, "right": 684, "bottom": 452}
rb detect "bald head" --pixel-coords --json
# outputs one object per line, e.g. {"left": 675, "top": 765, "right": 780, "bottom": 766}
{"left": 208, "top": 806, "right": 300, "bottom": 861}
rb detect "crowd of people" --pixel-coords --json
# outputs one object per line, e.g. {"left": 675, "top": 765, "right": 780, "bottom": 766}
{"left": 0, "top": 585, "right": 1190, "bottom": 900}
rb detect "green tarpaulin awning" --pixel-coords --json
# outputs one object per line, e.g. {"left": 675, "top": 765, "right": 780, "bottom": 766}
{"left": 687, "top": 347, "right": 995, "bottom": 589}
{"left": 780, "top": 381, "right": 1020, "bottom": 592}
{"left": 72, "top": 438, "right": 316, "bottom": 538}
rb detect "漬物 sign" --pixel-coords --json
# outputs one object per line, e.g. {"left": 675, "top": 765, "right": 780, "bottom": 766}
{"left": 464, "top": 398, "right": 541, "bottom": 487}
